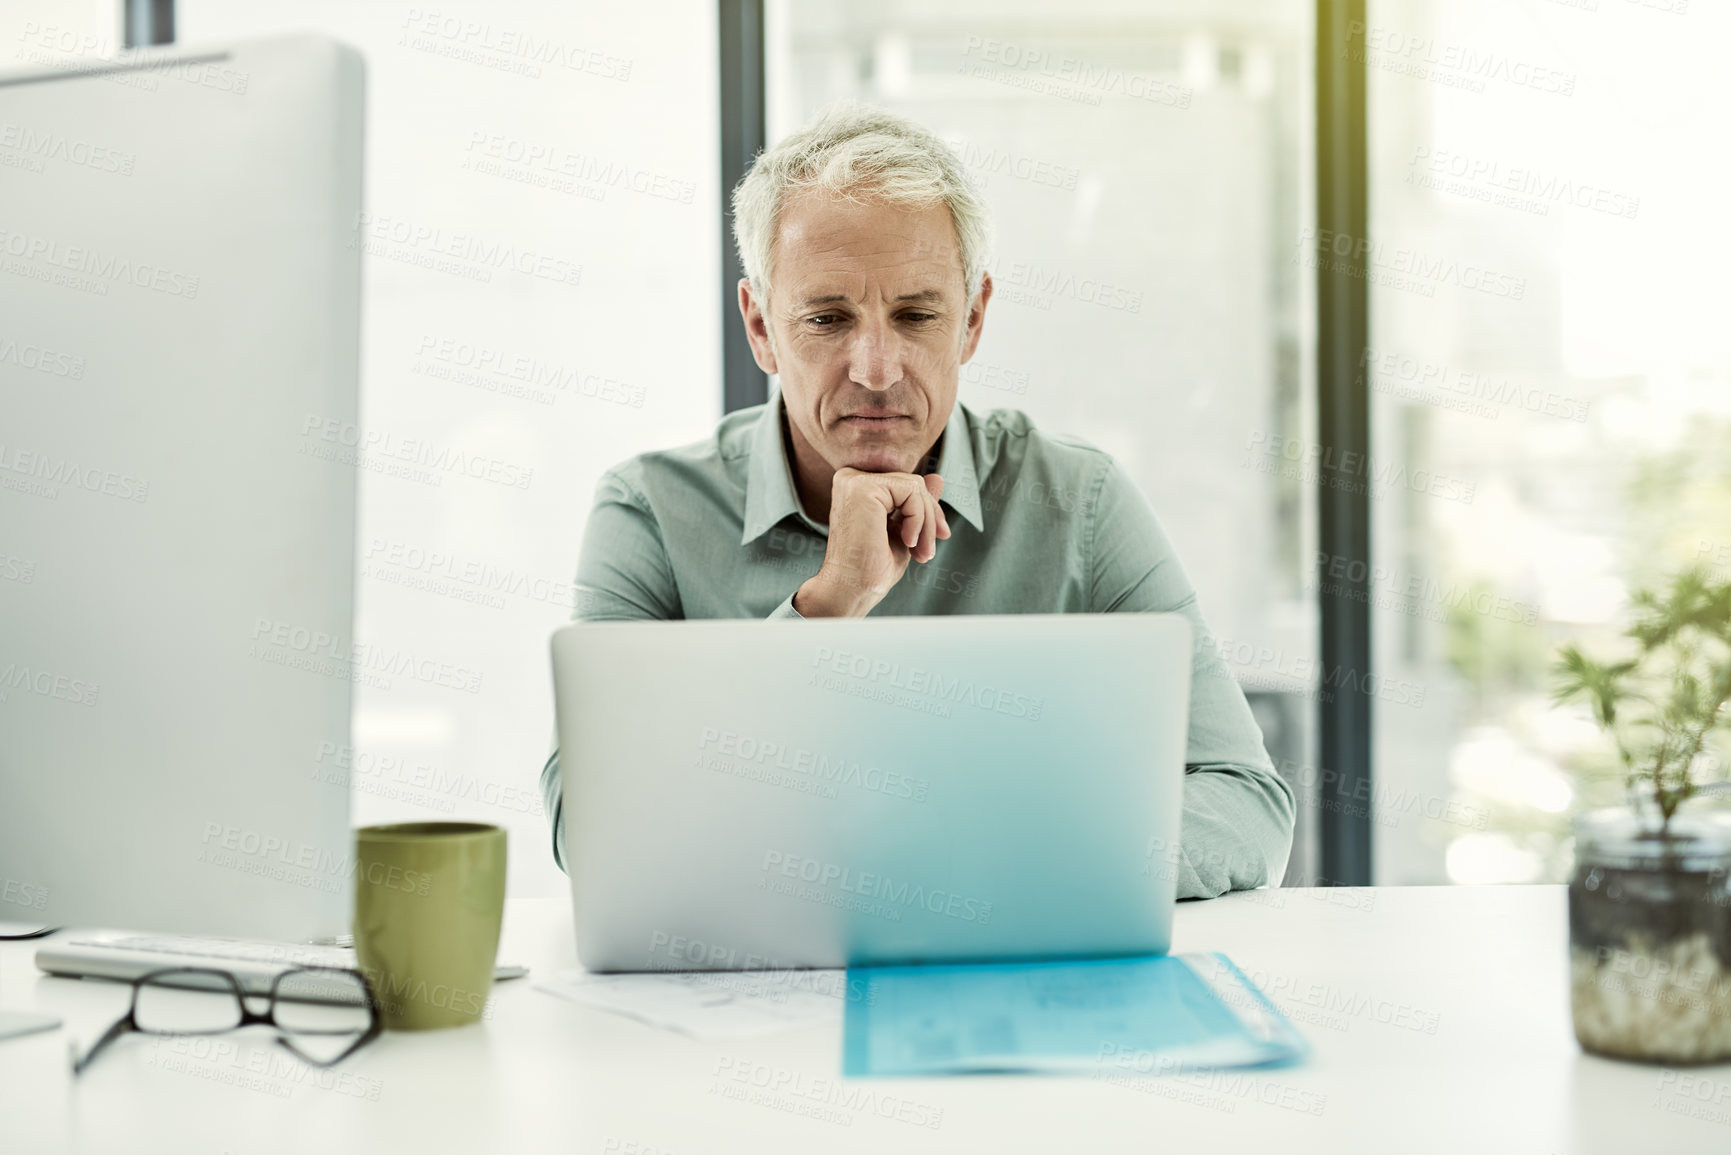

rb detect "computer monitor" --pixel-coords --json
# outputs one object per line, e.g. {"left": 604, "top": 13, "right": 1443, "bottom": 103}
{"left": 0, "top": 34, "right": 364, "bottom": 941}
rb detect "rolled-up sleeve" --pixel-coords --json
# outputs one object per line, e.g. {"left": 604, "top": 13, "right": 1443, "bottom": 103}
{"left": 1086, "top": 457, "right": 1296, "bottom": 899}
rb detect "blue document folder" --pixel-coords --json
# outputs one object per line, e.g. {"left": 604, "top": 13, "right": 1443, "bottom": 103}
{"left": 843, "top": 952, "right": 1309, "bottom": 1077}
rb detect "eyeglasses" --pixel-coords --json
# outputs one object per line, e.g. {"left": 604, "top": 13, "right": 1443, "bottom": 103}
{"left": 70, "top": 965, "right": 380, "bottom": 1075}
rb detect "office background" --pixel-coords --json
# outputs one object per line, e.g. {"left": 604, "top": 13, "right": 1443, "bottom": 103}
{"left": 7, "top": 0, "right": 1727, "bottom": 901}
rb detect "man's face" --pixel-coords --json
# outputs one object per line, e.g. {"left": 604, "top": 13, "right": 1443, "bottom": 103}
{"left": 739, "top": 190, "right": 991, "bottom": 478}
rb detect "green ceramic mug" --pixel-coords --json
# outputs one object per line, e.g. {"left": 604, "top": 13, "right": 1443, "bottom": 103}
{"left": 352, "top": 822, "right": 506, "bottom": 1031}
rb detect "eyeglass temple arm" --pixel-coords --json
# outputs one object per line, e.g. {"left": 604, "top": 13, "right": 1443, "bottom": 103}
{"left": 69, "top": 1013, "right": 133, "bottom": 1075}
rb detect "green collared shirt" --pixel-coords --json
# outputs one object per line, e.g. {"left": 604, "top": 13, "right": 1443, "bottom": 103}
{"left": 540, "top": 391, "right": 1295, "bottom": 899}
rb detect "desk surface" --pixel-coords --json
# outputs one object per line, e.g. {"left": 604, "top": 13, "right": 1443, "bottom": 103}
{"left": 3, "top": 885, "right": 1727, "bottom": 1154}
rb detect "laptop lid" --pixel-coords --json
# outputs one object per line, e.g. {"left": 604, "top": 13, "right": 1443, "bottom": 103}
{"left": 551, "top": 612, "right": 1191, "bottom": 971}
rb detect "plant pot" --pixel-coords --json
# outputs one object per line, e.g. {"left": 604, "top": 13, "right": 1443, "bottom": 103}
{"left": 1569, "top": 807, "right": 1731, "bottom": 1064}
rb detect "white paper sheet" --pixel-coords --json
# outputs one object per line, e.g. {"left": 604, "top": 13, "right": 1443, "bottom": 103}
{"left": 533, "top": 966, "right": 850, "bottom": 1039}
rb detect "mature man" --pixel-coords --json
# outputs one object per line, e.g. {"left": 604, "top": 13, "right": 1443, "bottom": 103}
{"left": 539, "top": 103, "right": 1294, "bottom": 899}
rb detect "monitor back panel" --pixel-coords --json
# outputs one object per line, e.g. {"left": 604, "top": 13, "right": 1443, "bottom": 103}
{"left": 0, "top": 36, "right": 363, "bottom": 939}
{"left": 553, "top": 613, "right": 1191, "bottom": 971}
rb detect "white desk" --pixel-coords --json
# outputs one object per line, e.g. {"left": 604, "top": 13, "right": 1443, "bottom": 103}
{"left": 3, "top": 886, "right": 1727, "bottom": 1154}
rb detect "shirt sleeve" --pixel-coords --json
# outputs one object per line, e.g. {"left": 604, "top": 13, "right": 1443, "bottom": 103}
{"left": 1086, "top": 456, "right": 1297, "bottom": 900}
{"left": 540, "top": 473, "right": 802, "bottom": 871}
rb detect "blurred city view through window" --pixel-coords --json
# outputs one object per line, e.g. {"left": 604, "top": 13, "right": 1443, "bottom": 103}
{"left": 1365, "top": 0, "right": 1731, "bottom": 883}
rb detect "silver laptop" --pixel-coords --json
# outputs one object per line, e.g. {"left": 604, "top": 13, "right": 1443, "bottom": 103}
{"left": 550, "top": 612, "right": 1193, "bottom": 972}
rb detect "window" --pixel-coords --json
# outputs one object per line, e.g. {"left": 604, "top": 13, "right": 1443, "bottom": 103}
{"left": 766, "top": 0, "right": 1323, "bottom": 880}
{"left": 1366, "top": 0, "right": 1731, "bottom": 883}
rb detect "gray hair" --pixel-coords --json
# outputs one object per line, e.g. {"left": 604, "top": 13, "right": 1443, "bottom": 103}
{"left": 730, "top": 101, "right": 993, "bottom": 308}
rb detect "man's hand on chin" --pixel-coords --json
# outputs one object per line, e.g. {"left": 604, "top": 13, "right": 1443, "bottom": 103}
{"left": 792, "top": 467, "right": 951, "bottom": 618}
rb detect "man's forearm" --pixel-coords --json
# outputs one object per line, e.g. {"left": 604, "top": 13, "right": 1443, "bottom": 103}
{"left": 1172, "top": 762, "right": 1297, "bottom": 899}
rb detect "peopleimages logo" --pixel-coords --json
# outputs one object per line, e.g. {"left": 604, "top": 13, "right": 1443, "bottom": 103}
{"left": 1358, "top": 345, "right": 1589, "bottom": 424}
{"left": 1311, "top": 550, "right": 1539, "bottom": 628}
{"left": 958, "top": 35, "right": 1192, "bottom": 109}
{"left": 0, "top": 442, "right": 150, "bottom": 503}
{"left": 1207, "top": 636, "right": 1427, "bottom": 710}
{"left": 1244, "top": 430, "right": 1477, "bottom": 506}
{"left": 1407, "top": 146, "right": 1640, "bottom": 221}
{"left": 413, "top": 335, "right": 646, "bottom": 409}
{"left": 398, "top": 9, "right": 634, "bottom": 82}
{"left": 14, "top": 25, "right": 251, "bottom": 94}
{"left": 0, "top": 554, "right": 37, "bottom": 584}
{"left": 1, "top": 878, "right": 49, "bottom": 911}
{"left": 760, "top": 850, "right": 994, "bottom": 924}
{"left": 945, "top": 138, "right": 1079, "bottom": 192}
{"left": 696, "top": 727, "right": 930, "bottom": 802}
{"left": 463, "top": 131, "right": 696, "bottom": 204}
{"left": 1094, "top": 1046, "right": 1329, "bottom": 1115}
{"left": 313, "top": 742, "right": 543, "bottom": 816}
{"left": 0, "top": 227, "right": 200, "bottom": 297}
{"left": 198, "top": 822, "right": 431, "bottom": 896}
{"left": 997, "top": 260, "right": 1144, "bottom": 313}
{"left": 0, "top": 122, "right": 135, "bottom": 175}
{"left": 811, "top": 646, "right": 1044, "bottom": 720}
{"left": 1273, "top": 757, "right": 1489, "bottom": 833}
{"left": 0, "top": 662, "right": 99, "bottom": 707}
{"left": 1346, "top": 20, "right": 1576, "bottom": 97}
{"left": 0, "top": 333, "right": 86, "bottom": 378}
{"left": 1231, "top": 968, "right": 1441, "bottom": 1035}
{"left": 301, "top": 416, "right": 534, "bottom": 491}
{"left": 363, "top": 535, "right": 577, "bottom": 611}
{"left": 1296, "top": 225, "right": 1525, "bottom": 300}
{"left": 1698, "top": 539, "right": 1731, "bottom": 583}
{"left": 710, "top": 1055, "right": 944, "bottom": 1129}
{"left": 349, "top": 212, "right": 582, "bottom": 287}
{"left": 248, "top": 617, "right": 484, "bottom": 695}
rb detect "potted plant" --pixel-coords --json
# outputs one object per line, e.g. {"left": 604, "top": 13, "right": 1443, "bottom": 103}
{"left": 1554, "top": 565, "right": 1731, "bottom": 1064}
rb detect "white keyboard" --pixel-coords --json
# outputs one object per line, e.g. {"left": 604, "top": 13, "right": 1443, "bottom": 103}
{"left": 36, "top": 930, "right": 524, "bottom": 997}
{"left": 88, "top": 934, "right": 355, "bottom": 967}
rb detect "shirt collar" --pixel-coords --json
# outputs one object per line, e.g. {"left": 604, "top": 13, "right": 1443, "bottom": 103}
{"left": 740, "top": 390, "right": 985, "bottom": 546}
